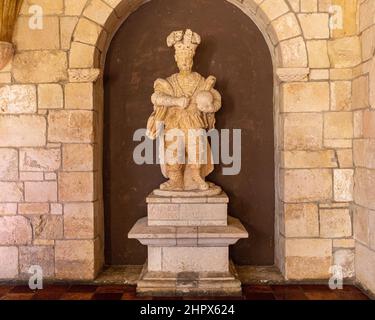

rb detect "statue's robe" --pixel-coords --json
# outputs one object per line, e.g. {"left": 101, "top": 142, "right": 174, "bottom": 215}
{"left": 146, "top": 72, "right": 221, "bottom": 179}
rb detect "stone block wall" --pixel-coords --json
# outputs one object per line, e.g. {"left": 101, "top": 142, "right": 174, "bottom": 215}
{"left": 353, "top": 0, "right": 375, "bottom": 295}
{"left": 0, "top": 0, "right": 370, "bottom": 289}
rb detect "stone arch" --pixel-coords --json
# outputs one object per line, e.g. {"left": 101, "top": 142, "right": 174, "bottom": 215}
{"left": 69, "top": 0, "right": 308, "bottom": 73}
{"left": 66, "top": 0, "right": 310, "bottom": 277}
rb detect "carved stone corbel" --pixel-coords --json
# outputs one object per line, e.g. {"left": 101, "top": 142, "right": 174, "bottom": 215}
{"left": 276, "top": 68, "right": 310, "bottom": 82}
{"left": 68, "top": 68, "right": 102, "bottom": 83}
{"left": 0, "top": 0, "right": 23, "bottom": 70}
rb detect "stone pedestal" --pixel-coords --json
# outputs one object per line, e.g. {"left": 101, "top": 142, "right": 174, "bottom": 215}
{"left": 128, "top": 189, "right": 248, "bottom": 296}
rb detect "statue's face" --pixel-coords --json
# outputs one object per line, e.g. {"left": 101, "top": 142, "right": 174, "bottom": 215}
{"left": 175, "top": 51, "right": 194, "bottom": 72}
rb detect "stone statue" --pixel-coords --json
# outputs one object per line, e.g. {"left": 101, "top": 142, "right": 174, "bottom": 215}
{"left": 146, "top": 29, "right": 222, "bottom": 191}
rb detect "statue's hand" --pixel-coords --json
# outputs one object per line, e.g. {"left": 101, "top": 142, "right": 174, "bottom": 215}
{"left": 177, "top": 96, "right": 190, "bottom": 109}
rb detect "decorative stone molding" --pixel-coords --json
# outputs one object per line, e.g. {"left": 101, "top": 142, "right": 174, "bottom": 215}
{"left": 276, "top": 68, "right": 310, "bottom": 82}
{"left": 0, "top": 41, "right": 14, "bottom": 70}
{"left": 68, "top": 68, "right": 101, "bottom": 83}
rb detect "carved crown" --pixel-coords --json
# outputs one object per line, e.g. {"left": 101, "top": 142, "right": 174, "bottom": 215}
{"left": 166, "top": 29, "right": 201, "bottom": 56}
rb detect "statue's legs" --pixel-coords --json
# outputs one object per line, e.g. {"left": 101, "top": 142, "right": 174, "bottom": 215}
{"left": 160, "top": 164, "right": 184, "bottom": 190}
{"left": 185, "top": 130, "right": 209, "bottom": 191}
{"left": 186, "top": 164, "right": 209, "bottom": 190}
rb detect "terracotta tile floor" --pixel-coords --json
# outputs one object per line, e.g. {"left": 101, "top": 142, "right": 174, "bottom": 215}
{"left": 0, "top": 284, "right": 370, "bottom": 300}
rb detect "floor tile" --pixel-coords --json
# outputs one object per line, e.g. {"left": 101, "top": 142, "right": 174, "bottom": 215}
{"left": 68, "top": 285, "right": 98, "bottom": 293}
{"left": 1, "top": 293, "right": 34, "bottom": 300}
{"left": 60, "top": 292, "right": 95, "bottom": 300}
{"left": 91, "top": 292, "right": 124, "bottom": 300}
{"left": 95, "top": 285, "right": 128, "bottom": 294}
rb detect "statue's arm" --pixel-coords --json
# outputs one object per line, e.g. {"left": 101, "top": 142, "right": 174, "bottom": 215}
{"left": 151, "top": 78, "right": 188, "bottom": 109}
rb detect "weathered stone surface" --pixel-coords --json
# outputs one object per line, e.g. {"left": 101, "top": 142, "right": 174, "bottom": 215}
{"left": 38, "top": 84, "right": 63, "bottom": 109}
{"left": 359, "top": 0, "right": 375, "bottom": 32}
{"left": 282, "top": 82, "right": 329, "bottom": 112}
{"left": 283, "top": 113, "right": 323, "bottom": 150}
{"left": 333, "top": 249, "right": 355, "bottom": 278}
{"left": 370, "top": 58, "right": 375, "bottom": 109}
{"left": 330, "top": 68, "right": 353, "bottom": 80}
{"left": 13, "top": 17, "right": 60, "bottom": 50}
{"left": 0, "top": 216, "right": 32, "bottom": 245}
{"left": 69, "top": 42, "right": 98, "bottom": 68}
{"left": 20, "top": 148, "right": 61, "bottom": 172}
{"left": 282, "top": 150, "right": 337, "bottom": 168}
{"left": 0, "top": 149, "right": 18, "bottom": 180}
{"left": 328, "top": 37, "right": 362, "bottom": 68}
{"left": 48, "top": 111, "right": 94, "bottom": 143}
{"left": 361, "top": 25, "right": 375, "bottom": 61}
{"left": 277, "top": 37, "right": 308, "bottom": 67}
{"left": 74, "top": 18, "right": 103, "bottom": 46}
{"left": 298, "top": 13, "right": 329, "bottom": 39}
{"left": 20, "top": 0, "right": 64, "bottom": 14}
{"left": 62, "top": 144, "right": 94, "bottom": 171}
{"left": 13, "top": 51, "right": 67, "bottom": 83}
{"left": 19, "top": 246, "right": 54, "bottom": 278}
{"left": 286, "top": 0, "right": 299, "bottom": 11}
{"left": 259, "top": 0, "right": 290, "bottom": 21}
{"left": 320, "top": 208, "right": 352, "bottom": 238}
{"left": 270, "top": 12, "right": 301, "bottom": 42}
{"left": 285, "top": 239, "right": 332, "bottom": 279}
{"left": 0, "top": 85, "right": 37, "bottom": 114}
{"left": 331, "top": 0, "right": 358, "bottom": 38}
{"left": 0, "top": 115, "right": 46, "bottom": 147}
{"left": 25, "top": 182, "right": 57, "bottom": 202}
{"left": 355, "top": 243, "right": 375, "bottom": 293}
{"left": 83, "top": 0, "right": 114, "bottom": 26}
{"left": 336, "top": 149, "right": 353, "bottom": 168}
{"left": 354, "top": 168, "right": 375, "bottom": 210}
{"left": 331, "top": 81, "right": 351, "bottom": 111}
{"left": 282, "top": 169, "right": 332, "bottom": 202}
{"left": 50, "top": 203, "right": 63, "bottom": 215}
{"left": 65, "top": 83, "right": 93, "bottom": 110}
{"left": 65, "top": 0, "right": 87, "bottom": 15}
{"left": 44, "top": 172, "right": 57, "bottom": 181}
{"left": 300, "top": 0, "right": 317, "bottom": 12}
{"left": 31, "top": 215, "right": 63, "bottom": 240}
{"left": 309, "top": 69, "right": 329, "bottom": 80}
{"left": 353, "top": 205, "right": 370, "bottom": 245}
{"left": 161, "top": 247, "right": 228, "bottom": 272}
{"left": 19, "top": 172, "right": 44, "bottom": 181}
{"left": 60, "top": 17, "right": 79, "bottom": 50}
{"left": 324, "top": 139, "right": 352, "bottom": 149}
{"left": 284, "top": 203, "right": 319, "bottom": 237}
{"left": 55, "top": 240, "right": 95, "bottom": 280}
{"left": 333, "top": 239, "right": 355, "bottom": 248}
{"left": 363, "top": 111, "right": 375, "bottom": 138}
{"left": 306, "top": 40, "right": 330, "bottom": 68}
{"left": 0, "top": 247, "right": 18, "bottom": 279}
{"left": 18, "top": 203, "right": 49, "bottom": 215}
{"left": 58, "top": 172, "right": 95, "bottom": 202}
{"left": 0, "top": 203, "right": 17, "bottom": 215}
{"left": 324, "top": 112, "right": 353, "bottom": 139}
{"left": 352, "top": 76, "right": 369, "bottom": 109}
{"left": 0, "top": 182, "right": 23, "bottom": 202}
{"left": 370, "top": 214, "right": 375, "bottom": 250}
{"left": 354, "top": 140, "right": 375, "bottom": 169}
{"left": 64, "top": 203, "right": 95, "bottom": 239}
{"left": 334, "top": 169, "right": 354, "bottom": 202}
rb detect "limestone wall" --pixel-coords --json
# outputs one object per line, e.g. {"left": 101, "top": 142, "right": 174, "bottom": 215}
{"left": 353, "top": 0, "right": 375, "bottom": 295}
{"left": 0, "top": 0, "right": 368, "bottom": 285}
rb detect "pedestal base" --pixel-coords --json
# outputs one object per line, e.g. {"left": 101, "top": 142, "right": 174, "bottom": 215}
{"left": 128, "top": 190, "right": 249, "bottom": 296}
{"left": 137, "top": 261, "right": 243, "bottom": 296}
